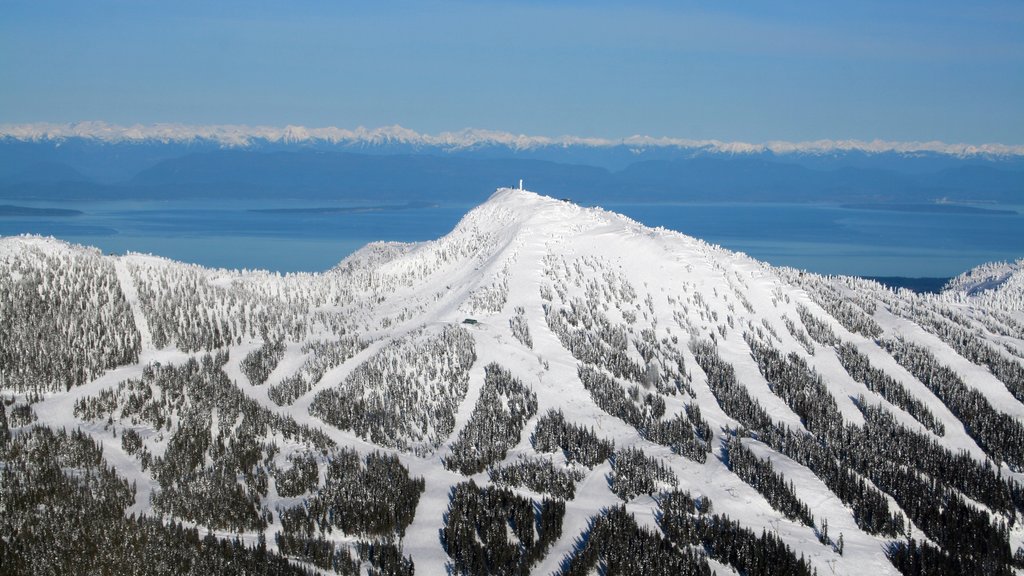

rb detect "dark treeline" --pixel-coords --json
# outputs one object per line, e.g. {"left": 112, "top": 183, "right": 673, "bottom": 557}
{"left": 443, "top": 480, "right": 564, "bottom": 576}
{"left": 277, "top": 448, "right": 424, "bottom": 539}
{"left": 659, "top": 490, "right": 816, "bottom": 576}
{"left": 130, "top": 261, "right": 309, "bottom": 352}
{"left": 75, "top": 352, "right": 333, "bottom": 449}
{"left": 268, "top": 335, "right": 367, "bottom": 406}
{"left": 241, "top": 338, "right": 287, "bottom": 385}
{"left": 274, "top": 451, "right": 319, "bottom": 498}
{"left": 489, "top": 456, "right": 584, "bottom": 500}
{"left": 857, "top": 401, "right": 1023, "bottom": 517}
{"left": 911, "top": 308, "right": 1024, "bottom": 405}
{"left": 887, "top": 537, "right": 1015, "bottom": 576}
{"left": 723, "top": 435, "right": 814, "bottom": 527}
{"left": 357, "top": 541, "right": 416, "bottom": 576}
{"left": 795, "top": 304, "right": 839, "bottom": 347}
{"left": 559, "top": 506, "right": 711, "bottom": 576}
{"left": 690, "top": 339, "right": 905, "bottom": 537}
{"left": 835, "top": 342, "right": 945, "bottom": 435}
{"left": 799, "top": 284, "right": 882, "bottom": 339}
{"left": 557, "top": 489, "right": 816, "bottom": 576}
{"left": 883, "top": 337, "right": 1024, "bottom": 471}
{"left": 445, "top": 363, "right": 538, "bottom": 475}
{"left": 273, "top": 534, "right": 360, "bottom": 575}
{"left": 74, "top": 352, "right": 333, "bottom": 532}
{"left": 544, "top": 259, "right": 711, "bottom": 472}
{"left": 545, "top": 301, "right": 647, "bottom": 386}
{"left": 310, "top": 325, "right": 476, "bottom": 452}
{"left": 746, "top": 335, "right": 1018, "bottom": 574}
{"left": 273, "top": 536, "right": 414, "bottom": 576}
{"left": 7, "top": 402, "right": 36, "bottom": 428}
{"left": 275, "top": 448, "right": 422, "bottom": 574}
{"left": 0, "top": 401, "right": 8, "bottom": 446}
{"left": 0, "top": 425, "right": 312, "bottom": 576}
{"left": 610, "top": 446, "right": 678, "bottom": 501}
{"left": 509, "top": 305, "right": 533, "bottom": 348}
{"left": 0, "top": 246, "right": 140, "bottom": 393}
{"left": 543, "top": 286, "right": 692, "bottom": 397}
{"left": 783, "top": 314, "right": 816, "bottom": 355}
{"left": 797, "top": 295, "right": 946, "bottom": 437}
{"left": 532, "top": 409, "right": 615, "bottom": 468}
{"left": 578, "top": 365, "right": 709, "bottom": 463}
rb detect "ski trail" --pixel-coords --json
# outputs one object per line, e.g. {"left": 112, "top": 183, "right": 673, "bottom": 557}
{"left": 114, "top": 257, "right": 155, "bottom": 356}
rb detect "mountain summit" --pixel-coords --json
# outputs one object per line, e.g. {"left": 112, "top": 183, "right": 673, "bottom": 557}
{"left": 2, "top": 189, "right": 1023, "bottom": 575}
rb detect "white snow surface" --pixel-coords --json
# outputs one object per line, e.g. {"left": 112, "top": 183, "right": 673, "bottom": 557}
{"left": 5, "top": 188, "right": 1024, "bottom": 575}
{"left": 943, "top": 258, "right": 1024, "bottom": 305}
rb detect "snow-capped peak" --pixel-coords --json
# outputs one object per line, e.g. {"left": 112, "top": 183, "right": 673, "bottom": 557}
{"left": 3, "top": 120, "right": 1023, "bottom": 158}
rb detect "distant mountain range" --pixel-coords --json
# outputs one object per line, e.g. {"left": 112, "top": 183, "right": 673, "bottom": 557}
{"left": 1, "top": 122, "right": 1021, "bottom": 206}
{"left": 5, "top": 121, "right": 1024, "bottom": 159}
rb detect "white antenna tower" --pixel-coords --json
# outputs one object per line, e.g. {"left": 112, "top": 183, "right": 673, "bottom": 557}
{"left": 518, "top": 179, "right": 523, "bottom": 190}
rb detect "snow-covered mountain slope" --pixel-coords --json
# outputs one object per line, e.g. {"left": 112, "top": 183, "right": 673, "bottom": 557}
{"left": 3, "top": 188, "right": 1024, "bottom": 575}
{"left": 943, "top": 259, "right": 1024, "bottom": 310}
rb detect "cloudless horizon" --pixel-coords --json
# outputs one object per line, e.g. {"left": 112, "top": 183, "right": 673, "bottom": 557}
{"left": 2, "top": 1, "right": 1022, "bottom": 145}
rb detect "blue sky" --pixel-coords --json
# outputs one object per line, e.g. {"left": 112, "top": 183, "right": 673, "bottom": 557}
{"left": 2, "top": 1, "right": 1022, "bottom": 144}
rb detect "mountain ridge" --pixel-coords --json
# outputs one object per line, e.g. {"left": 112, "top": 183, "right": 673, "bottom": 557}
{"left": 2, "top": 188, "right": 1024, "bottom": 575}
{"left": 4, "top": 147, "right": 1020, "bottom": 208}
{"left": 5, "top": 122, "right": 1023, "bottom": 159}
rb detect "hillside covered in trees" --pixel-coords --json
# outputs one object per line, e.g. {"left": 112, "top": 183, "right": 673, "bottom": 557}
{"left": 2, "top": 188, "right": 1024, "bottom": 575}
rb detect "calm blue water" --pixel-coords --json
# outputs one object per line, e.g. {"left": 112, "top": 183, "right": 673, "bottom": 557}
{"left": 1, "top": 199, "right": 1021, "bottom": 277}
{"left": 607, "top": 202, "right": 1024, "bottom": 278}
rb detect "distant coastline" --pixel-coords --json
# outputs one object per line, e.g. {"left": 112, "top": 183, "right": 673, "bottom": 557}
{"left": 248, "top": 201, "right": 438, "bottom": 215}
{"left": 842, "top": 202, "right": 1017, "bottom": 216}
{"left": 0, "top": 204, "right": 82, "bottom": 217}
{"left": 863, "top": 276, "right": 951, "bottom": 294}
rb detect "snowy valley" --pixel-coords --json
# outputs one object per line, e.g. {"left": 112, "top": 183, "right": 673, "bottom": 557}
{"left": 2, "top": 188, "right": 1024, "bottom": 575}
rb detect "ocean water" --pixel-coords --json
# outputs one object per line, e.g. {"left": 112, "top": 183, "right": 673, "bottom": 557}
{"left": 0, "top": 199, "right": 1021, "bottom": 278}
{"left": 607, "top": 202, "right": 1024, "bottom": 278}
{"left": 0, "top": 199, "right": 471, "bottom": 272}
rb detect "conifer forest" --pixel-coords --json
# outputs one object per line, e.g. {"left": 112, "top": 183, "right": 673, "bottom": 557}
{"left": 3, "top": 189, "right": 1024, "bottom": 575}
